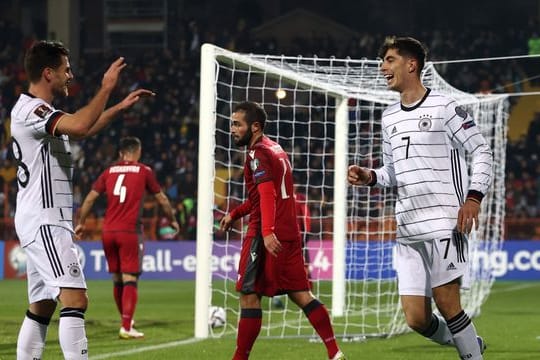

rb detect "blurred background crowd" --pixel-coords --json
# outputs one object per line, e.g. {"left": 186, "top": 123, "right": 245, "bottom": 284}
{"left": 0, "top": 0, "right": 538, "bottom": 240}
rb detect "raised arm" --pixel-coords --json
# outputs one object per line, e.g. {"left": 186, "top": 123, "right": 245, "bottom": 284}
{"left": 85, "top": 89, "right": 155, "bottom": 137}
{"left": 54, "top": 57, "right": 153, "bottom": 139}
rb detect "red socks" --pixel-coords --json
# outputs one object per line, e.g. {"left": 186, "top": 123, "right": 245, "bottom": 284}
{"left": 121, "top": 282, "right": 138, "bottom": 330}
{"left": 232, "top": 308, "right": 262, "bottom": 360}
{"left": 113, "top": 282, "right": 123, "bottom": 315}
{"left": 303, "top": 300, "right": 339, "bottom": 358}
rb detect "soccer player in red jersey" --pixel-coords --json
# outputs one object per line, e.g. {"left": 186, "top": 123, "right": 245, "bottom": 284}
{"left": 75, "top": 137, "right": 179, "bottom": 339}
{"left": 220, "top": 101, "right": 345, "bottom": 360}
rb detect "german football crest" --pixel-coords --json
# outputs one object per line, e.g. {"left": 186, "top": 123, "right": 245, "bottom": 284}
{"left": 418, "top": 115, "right": 432, "bottom": 131}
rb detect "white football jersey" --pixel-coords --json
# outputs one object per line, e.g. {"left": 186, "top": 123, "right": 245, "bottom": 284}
{"left": 373, "top": 89, "right": 492, "bottom": 243}
{"left": 11, "top": 93, "right": 74, "bottom": 246}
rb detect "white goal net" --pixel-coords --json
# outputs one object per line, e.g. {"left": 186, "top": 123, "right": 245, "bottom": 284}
{"left": 195, "top": 44, "right": 508, "bottom": 339}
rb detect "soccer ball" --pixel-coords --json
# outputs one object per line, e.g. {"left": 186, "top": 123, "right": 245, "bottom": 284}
{"left": 9, "top": 245, "right": 27, "bottom": 276}
{"left": 208, "top": 306, "right": 226, "bottom": 328}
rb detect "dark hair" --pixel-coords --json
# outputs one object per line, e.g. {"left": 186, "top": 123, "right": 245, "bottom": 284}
{"left": 119, "top": 136, "right": 141, "bottom": 153}
{"left": 378, "top": 36, "right": 427, "bottom": 74}
{"left": 233, "top": 101, "right": 267, "bottom": 130}
{"left": 24, "top": 40, "right": 69, "bottom": 83}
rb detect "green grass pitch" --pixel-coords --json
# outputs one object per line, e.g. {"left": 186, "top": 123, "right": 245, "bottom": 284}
{"left": 0, "top": 280, "right": 538, "bottom": 359}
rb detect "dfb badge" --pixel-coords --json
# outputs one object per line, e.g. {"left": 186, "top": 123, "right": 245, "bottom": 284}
{"left": 418, "top": 114, "right": 432, "bottom": 131}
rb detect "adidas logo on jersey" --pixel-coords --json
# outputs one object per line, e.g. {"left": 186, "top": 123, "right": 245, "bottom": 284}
{"left": 446, "top": 262, "right": 457, "bottom": 271}
{"left": 391, "top": 126, "right": 397, "bottom": 134}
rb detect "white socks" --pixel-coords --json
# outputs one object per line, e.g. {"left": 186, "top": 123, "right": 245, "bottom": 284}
{"left": 17, "top": 312, "right": 49, "bottom": 360}
{"left": 421, "top": 313, "right": 454, "bottom": 345}
{"left": 59, "top": 308, "right": 88, "bottom": 360}
{"left": 447, "top": 310, "right": 483, "bottom": 360}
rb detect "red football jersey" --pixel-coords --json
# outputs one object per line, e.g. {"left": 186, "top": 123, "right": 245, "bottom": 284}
{"left": 93, "top": 160, "right": 161, "bottom": 232}
{"left": 244, "top": 136, "right": 300, "bottom": 242}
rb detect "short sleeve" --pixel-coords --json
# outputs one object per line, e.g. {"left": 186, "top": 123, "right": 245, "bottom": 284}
{"left": 27, "top": 101, "right": 65, "bottom": 137}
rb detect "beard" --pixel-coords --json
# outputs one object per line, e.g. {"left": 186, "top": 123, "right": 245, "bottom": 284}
{"left": 52, "top": 84, "right": 69, "bottom": 99}
{"left": 233, "top": 128, "right": 253, "bottom": 147}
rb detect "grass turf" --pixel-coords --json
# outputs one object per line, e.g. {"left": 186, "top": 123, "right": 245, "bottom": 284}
{"left": 0, "top": 280, "right": 538, "bottom": 359}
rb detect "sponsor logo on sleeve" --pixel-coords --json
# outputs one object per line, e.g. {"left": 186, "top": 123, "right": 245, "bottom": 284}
{"left": 462, "top": 120, "right": 476, "bottom": 129}
{"left": 34, "top": 104, "right": 53, "bottom": 118}
{"left": 253, "top": 170, "right": 266, "bottom": 179}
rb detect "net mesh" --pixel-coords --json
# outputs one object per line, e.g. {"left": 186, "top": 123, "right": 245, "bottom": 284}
{"left": 205, "top": 48, "right": 508, "bottom": 338}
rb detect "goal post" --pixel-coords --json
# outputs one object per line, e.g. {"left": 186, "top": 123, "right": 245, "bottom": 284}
{"left": 195, "top": 43, "right": 508, "bottom": 339}
{"left": 195, "top": 43, "right": 217, "bottom": 338}
{"left": 332, "top": 97, "right": 348, "bottom": 317}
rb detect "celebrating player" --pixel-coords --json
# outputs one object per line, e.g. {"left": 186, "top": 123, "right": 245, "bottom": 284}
{"left": 347, "top": 36, "right": 491, "bottom": 359}
{"left": 75, "top": 136, "right": 179, "bottom": 339}
{"left": 220, "top": 101, "right": 345, "bottom": 360}
{"left": 11, "top": 40, "right": 154, "bottom": 360}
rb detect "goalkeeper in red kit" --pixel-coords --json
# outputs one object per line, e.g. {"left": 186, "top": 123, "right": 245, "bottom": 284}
{"left": 220, "top": 101, "right": 345, "bottom": 360}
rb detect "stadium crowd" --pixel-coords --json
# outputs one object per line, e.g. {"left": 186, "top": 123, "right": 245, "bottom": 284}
{"left": 0, "top": 15, "right": 538, "bottom": 241}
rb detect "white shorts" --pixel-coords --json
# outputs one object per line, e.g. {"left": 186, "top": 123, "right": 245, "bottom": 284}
{"left": 23, "top": 225, "right": 87, "bottom": 304}
{"left": 394, "top": 232, "right": 469, "bottom": 297}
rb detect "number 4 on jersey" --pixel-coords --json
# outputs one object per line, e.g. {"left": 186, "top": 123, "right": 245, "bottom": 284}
{"left": 113, "top": 174, "right": 127, "bottom": 203}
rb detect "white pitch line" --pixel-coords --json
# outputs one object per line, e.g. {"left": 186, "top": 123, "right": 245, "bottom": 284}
{"left": 89, "top": 337, "right": 203, "bottom": 359}
{"left": 490, "top": 283, "right": 537, "bottom": 294}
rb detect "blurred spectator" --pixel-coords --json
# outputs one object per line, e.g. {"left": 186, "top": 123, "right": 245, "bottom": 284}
{"left": 0, "top": 14, "right": 538, "bottom": 241}
{"left": 0, "top": 158, "right": 16, "bottom": 184}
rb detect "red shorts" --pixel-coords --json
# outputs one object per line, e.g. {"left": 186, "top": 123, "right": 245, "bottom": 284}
{"left": 102, "top": 231, "right": 143, "bottom": 274}
{"left": 236, "top": 235, "right": 309, "bottom": 296}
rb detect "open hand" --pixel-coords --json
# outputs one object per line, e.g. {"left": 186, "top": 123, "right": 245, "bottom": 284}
{"left": 74, "top": 224, "right": 85, "bottom": 240}
{"left": 457, "top": 199, "right": 480, "bottom": 234}
{"left": 119, "top": 89, "right": 155, "bottom": 111}
{"left": 220, "top": 214, "right": 234, "bottom": 231}
{"left": 101, "top": 57, "right": 127, "bottom": 91}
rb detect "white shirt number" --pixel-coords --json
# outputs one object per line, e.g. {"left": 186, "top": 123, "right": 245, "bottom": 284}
{"left": 113, "top": 174, "right": 127, "bottom": 203}
{"left": 279, "top": 158, "right": 290, "bottom": 199}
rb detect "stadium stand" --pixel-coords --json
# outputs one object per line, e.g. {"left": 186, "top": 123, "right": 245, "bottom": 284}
{"left": 0, "top": 9, "right": 538, "bottom": 241}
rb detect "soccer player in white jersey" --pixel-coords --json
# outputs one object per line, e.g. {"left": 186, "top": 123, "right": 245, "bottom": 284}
{"left": 348, "top": 37, "right": 491, "bottom": 360}
{"left": 11, "top": 40, "right": 154, "bottom": 360}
